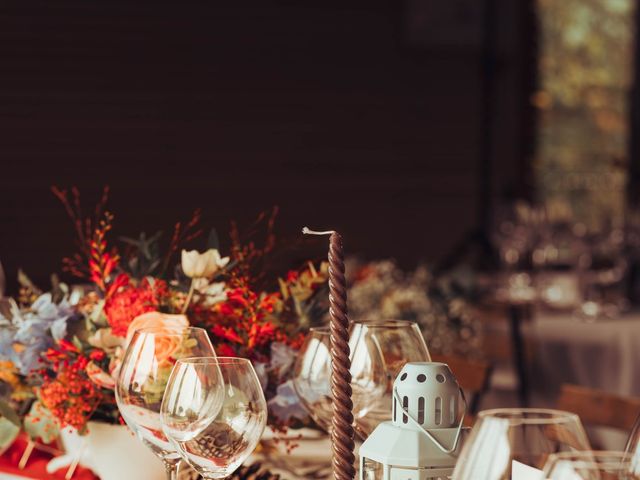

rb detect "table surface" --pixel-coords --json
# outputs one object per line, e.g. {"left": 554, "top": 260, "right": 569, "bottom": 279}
{"left": 530, "top": 308, "right": 640, "bottom": 397}
{"left": 7, "top": 311, "right": 640, "bottom": 480}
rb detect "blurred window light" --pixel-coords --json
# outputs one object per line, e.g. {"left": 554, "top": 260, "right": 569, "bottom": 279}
{"left": 533, "top": 0, "right": 636, "bottom": 230}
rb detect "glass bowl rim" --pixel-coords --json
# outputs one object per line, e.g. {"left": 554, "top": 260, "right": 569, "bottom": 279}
{"left": 134, "top": 326, "right": 210, "bottom": 336}
{"left": 351, "top": 319, "right": 419, "bottom": 328}
{"left": 309, "top": 319, "right": 420, "bottom": 333}
{"left": 175, "top": 356, "right": 251, "bottom": 366}
{"left": 478, "top": 408, "right": 582, "bottom": 425}
{"left": 544, "top": 450, "right": 632, "bottom": 471}
{"left": 545, "top": 450, "right": 631, "bottom": 462}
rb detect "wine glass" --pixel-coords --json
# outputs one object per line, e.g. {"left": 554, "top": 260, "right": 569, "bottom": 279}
{"left": 292, "top": 326, "right": 386, "bottom": 432}
{"left": 160, "top": 357, "right": 267, "bottom": 479}
{"left": 350, "top": 319, "right": 431, "bottom": 437}
{"left": 542, "top": 451, "right": 638, "bottom": 479}
{"left": 452, "top": 408, "right": 591, "bottom": 480}
{"left": 624, "top": 414, "right": 640, "bottom": 476}
{"left": 116, "top": 326, "right": 216, "bottom": 480}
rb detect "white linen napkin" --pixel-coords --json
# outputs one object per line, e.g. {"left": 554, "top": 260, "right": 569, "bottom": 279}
{"left": 512, "top": 460, "right": 546, "bottom": 479}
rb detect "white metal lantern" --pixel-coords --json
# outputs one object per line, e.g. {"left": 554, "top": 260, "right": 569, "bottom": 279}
{"left": 359, "top": 362, "right": 467, "bottom": 480}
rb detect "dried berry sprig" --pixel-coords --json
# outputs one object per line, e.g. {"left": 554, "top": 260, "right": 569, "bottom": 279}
{"left": 89, "top": 212, "right": 120, "bottom": 293}
{"left": 160, "top": 208, "right": 203, "bottom": 276}
{"left": 229, "top": 207, "right": 278, "bottom": 285}
{"left": 52, "top": 185, "right": 111, "bottom": 279}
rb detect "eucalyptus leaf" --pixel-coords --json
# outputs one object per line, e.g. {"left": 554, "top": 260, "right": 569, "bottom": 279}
{"left": 118, "top": 236, "right": 142, "bottom": 247}
{"left": 207, "top": 228, "right": 220, "bottom": 250}
{"left": 0, "top": 399, "right": 21, "bottom": 426}
{"left": 128, "top": 257, "right": 139, "bottom": 271}
{"left": 72, "top": 336, "right": 83, "bottom": 352}
{"left": 90, "top": 299, "right": 107, "bottom": 325}
{"left": 17, "top": 269, "right": 41, "bottom": 295}
{"left": 50, "top": 274, "right": 67, "bottom": 303}
{"left": 0, "top": 417, "right": 19, "bottom": 451}
{"left": 148, "top": 259, "right": 161, "bottom": 273}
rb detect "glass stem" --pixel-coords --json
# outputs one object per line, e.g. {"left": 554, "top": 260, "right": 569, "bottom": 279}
{"left": 165, "top": 463, "right": 178, "bottom": 480}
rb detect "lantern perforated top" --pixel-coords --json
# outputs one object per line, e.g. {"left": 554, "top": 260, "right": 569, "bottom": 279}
{"left": 392, "top": 362, "right": 460, "bottom": 430}
{"left": 359, "top": 362, "right": 467, "bottom": 480}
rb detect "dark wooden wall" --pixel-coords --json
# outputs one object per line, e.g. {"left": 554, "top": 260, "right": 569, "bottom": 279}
{"left": 0, "top": 0, "right": 530, "bottom": 288}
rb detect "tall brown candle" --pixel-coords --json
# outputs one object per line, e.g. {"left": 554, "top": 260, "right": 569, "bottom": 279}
{"left": 303, "top": 228, "right": 356, "bottom": 480}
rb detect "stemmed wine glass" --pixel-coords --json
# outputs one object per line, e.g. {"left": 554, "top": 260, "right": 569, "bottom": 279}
{"left": 350, "top": 320, "right": 431, "bottom": 437}
{"left": 292, "top": 326, "right": 386, "bottom": 433}
{"left": 624, "top": 414, "right": 640, "bottom": 476}
{"left": 160, "top": 357, "right": 267, "bottom": 479}
{"left": 452, "top": 408, "right": 591, "bottom": 480}
{"left": 542, "top": 451, "right": 638, "bottom": 479}
{"left": 116, "top": 326, "right": 216, "bottom": 480}
{"left": 293, "top": 320, "right": 430, "bottom": 438}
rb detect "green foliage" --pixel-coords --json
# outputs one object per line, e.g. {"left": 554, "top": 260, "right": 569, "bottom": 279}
{"left": 207, "top": 228, "right": 220, "bottom": 250}
{"left": 142, "top": 364, "right": 174, "bottom": 406}
{"left": 119, "top": 231, "right": 164, "bottom": 279}
{"left": 0, "top": 399, "right": 21, "bottom": 427}
{"left": 0, "top": 418, "right": 19, "bottom": 452}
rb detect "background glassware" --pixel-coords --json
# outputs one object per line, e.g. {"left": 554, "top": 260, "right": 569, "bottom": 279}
{"left": 292, "top": 326, "right": 386, "bottom": 433}
{"left": 451, "top": 408, "right": 591, "bottom": 480}
{"left": 160, "top": 357, "right": 267, "bottom": 479}
{"left": 625, "top": 414, "right": 640, "bottom": 476}
{"left": 350, "top": 319, "right": 431, "bottom": 437}
{"left": 116, "top": 326, "right": 216, "bottom": 480}
{"left": 542, "top": 451, "right": 638, "bottom": 480}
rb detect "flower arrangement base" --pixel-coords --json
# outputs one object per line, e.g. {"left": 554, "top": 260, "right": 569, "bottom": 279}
{"left": 47, "top": 422, "right": 166, "bottom": 480}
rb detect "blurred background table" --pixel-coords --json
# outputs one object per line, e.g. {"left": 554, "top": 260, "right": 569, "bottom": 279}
{"left": 530, "top": 310, "right": 640, "bottom": 398}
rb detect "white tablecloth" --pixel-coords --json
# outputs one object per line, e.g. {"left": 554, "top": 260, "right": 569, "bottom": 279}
{"left": 527, "top": 309, "right": 640, "bottom": 449}
{"left": 529, "top": 310, "right": 640, "bottom": 397}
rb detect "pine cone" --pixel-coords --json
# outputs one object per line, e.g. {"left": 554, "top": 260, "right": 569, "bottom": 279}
{"left": 225, "top": 462, "right": 281, "bottom": 480}
{"left": 179, "top": 462, "right": 280, "bottom": 480}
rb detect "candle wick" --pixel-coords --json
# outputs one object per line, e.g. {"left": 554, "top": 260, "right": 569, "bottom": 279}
{"left": 302, "top": 227, "right": 335, "bottom": 236}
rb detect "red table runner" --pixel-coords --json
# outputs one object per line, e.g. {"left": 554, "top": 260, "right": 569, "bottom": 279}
{"left": 0, "top": 435, "right": 99, "bottom": 480}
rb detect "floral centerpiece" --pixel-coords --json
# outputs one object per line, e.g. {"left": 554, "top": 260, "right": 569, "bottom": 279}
{"left": 0, "top": 187, "right": 329, "bottom": 460}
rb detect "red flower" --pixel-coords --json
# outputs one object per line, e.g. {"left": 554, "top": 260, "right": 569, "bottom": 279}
{"left": 227, "top": 287, "right": 257, "bottom": 307}
{"left": 248, "top": 322, "right": 276, "bottom": 349}
{"left": 89, "top": 350, "right": 106, "bottom": 362}
{"left": 106, "top": 273, "right": 129, "bottom": 299}
{"left": 216, "top": 344, "right": 237, "bottom": 357}
{"left": 58, "top": 339, "right": 79, "bottom": 353}
{"left": 216, "top": 302, "right": 235, "bottom": 316}
{"left": 258, "top": 293, "right": 279, "bottom": 314}
{"left": 211, "top": 325, "right": 243, "bottom": 344}
{"left": 44, "top": 348, "right": 64, "bottom": 361}
{"left": 104, "top": 277, "right": 167, "bottom": 337}
{"left": 286, "top": 270, "right": 299, "bottom": 282}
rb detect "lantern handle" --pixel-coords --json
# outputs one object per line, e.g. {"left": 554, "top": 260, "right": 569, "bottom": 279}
{"left": 392, "top": 386, "right": 467, "bottom": 455}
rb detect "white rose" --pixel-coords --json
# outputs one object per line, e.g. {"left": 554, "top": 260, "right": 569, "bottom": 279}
{"left": 181, "top": 249, "right": 230, "bottom": 279}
